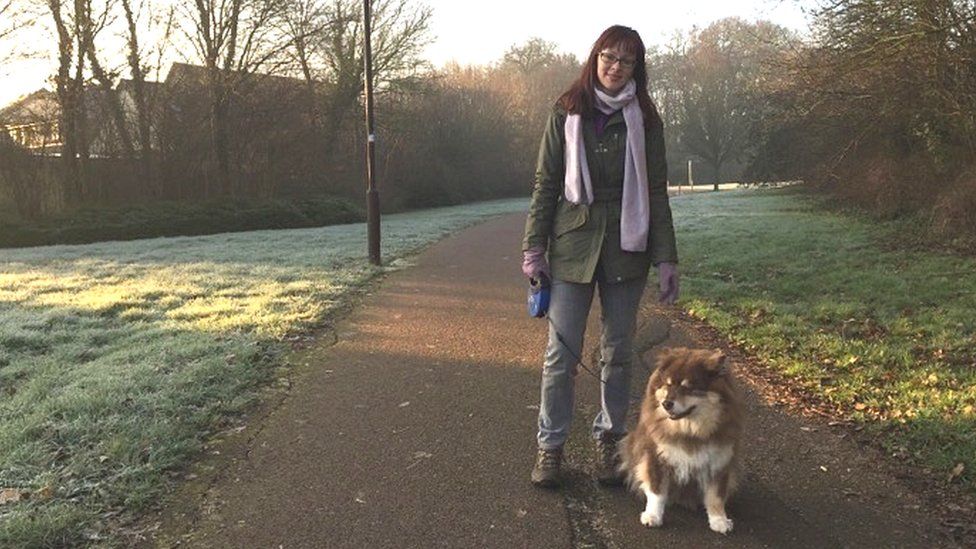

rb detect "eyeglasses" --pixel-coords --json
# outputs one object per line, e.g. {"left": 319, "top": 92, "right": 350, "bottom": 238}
{"left": 598, "top": 51, "right": 637, "bottom": 69}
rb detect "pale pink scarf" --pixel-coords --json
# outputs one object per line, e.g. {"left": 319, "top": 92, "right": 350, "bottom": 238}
{"left": 564, "top": 79, "right": 650, "bottom": 252}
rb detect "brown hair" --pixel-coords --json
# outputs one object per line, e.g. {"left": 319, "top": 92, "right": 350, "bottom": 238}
{"left": 558, "top": 25, "right": 661, "bottom": 126}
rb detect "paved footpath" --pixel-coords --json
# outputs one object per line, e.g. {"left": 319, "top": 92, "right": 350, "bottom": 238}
{"left": 149, "top": 212, "right": 956, "bottom": 548}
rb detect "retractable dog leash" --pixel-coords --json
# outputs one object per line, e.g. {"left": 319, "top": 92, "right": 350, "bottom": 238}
{"left": 527, "top": 275, "right": 550, "bottom": 318}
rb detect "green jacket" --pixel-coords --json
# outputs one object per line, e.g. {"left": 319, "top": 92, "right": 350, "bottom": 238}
{"left": 522, "top": 105, "right": 678, "bottom": 284}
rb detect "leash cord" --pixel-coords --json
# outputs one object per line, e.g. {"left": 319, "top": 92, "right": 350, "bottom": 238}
{"left": 547, "top": 317, "right": 643, "bottom": 402}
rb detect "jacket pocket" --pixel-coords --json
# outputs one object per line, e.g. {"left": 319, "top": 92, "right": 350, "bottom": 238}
{"left": 552, "top": 200, "right": 589, "bottom": 237}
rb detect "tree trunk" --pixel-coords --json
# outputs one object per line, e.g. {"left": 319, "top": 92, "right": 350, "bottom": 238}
{"left": 209, "top": 83, "right": 233, "bottom": 198}
{"left": 72, "top": 0, "right": 94, "bottom": 201}
{"left": 48, "top": 0, "right": 79, "bottom": 204}
{"left": 120, "top": 0, "right": 157, "bottom": 196}
{"left": 86, "top": 48, "right": 137, "bottom": 161}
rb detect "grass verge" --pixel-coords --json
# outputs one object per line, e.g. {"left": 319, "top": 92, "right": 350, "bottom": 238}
{"left": 0, "top": 198, "right": 527, "bottom": 547}
{"left": 672, "top": 187, "right": 976, "bottom": 491}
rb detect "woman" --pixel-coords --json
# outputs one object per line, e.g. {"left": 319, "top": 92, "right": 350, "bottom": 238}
{"left": 521, "top": 25, "right": 679, "bottom": 488}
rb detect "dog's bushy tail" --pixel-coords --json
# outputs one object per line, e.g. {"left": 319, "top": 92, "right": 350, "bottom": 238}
{"left": 617, "top": 432, "right": 643, "bottom": 493}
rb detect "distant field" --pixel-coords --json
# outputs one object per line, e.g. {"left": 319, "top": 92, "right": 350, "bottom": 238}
{"left": 0, "top": 198, "right": 527, "bottom": 547}
{"left": 673, "top": 188, "right": 976, "bottom": 492}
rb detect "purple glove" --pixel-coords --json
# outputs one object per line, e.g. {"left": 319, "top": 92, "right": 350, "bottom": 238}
{"left": 522, "top": 247, "right": 551, "bottom": 281}
{"left": 658, "top": 262, "right": 679, "bottom": 304}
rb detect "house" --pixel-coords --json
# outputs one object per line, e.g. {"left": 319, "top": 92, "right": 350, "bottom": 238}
{"left": 0, "top": 86, "right": 130, "bottom": 157}
{"left": 0, "top": 63, "right": 318, "bottom": 159}
{"left": 0, "top": 89, "right": 61, "bottom": 152}
{"left": 116, "top": 77, "right": 165, "bottom": 152}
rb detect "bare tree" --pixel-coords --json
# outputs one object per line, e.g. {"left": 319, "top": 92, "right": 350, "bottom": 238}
{"left": 1, "top": 1, "right": 32, "bottom": 63}
{"left": 44, "top": 0, "right": 83, "bottom": 200}
{"left": 497, "top": 38, "right": 579, "bottom": 171}
{"left": 649, "top": 18, "right": 797, "bottom": 187}
{"left": 0, "top": 0, "right": 15, "bottom": 40}
{"left": 646, "top": 38, "right": 691, "bottom": 184}
{"left": 774, "top": 0, "right": 976, "bottom": 238}
{"left": 380, "top": 64, "right": 522, "bottom": 208}
{"left": 118, "top": 0, "right": 173, "bottom": 196}
{"left": 178, "top": 0, "right": 291, "bottom": 197}
{"left": 502, "top": 37, "right": 563, "bottom": 74}
{"left": 312, "top": 0, "right": 432, "bottom": 156}
{"left": 807, "top": 0, "right": 976, "bottom": 161}
{"left": 37, "top": 0, "right": 124, "bottom": 201}
{"left": 84, "top": 30, "right": 139, "bottom": 170}
{"left": 278, "top": 0, "right": 329, "bottom": 143}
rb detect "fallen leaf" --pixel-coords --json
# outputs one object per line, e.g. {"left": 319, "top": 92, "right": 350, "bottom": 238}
{"left": 34, "top": 486, "right": 54, "bottom": 501}
{"left": 406, "top": 451, "right": 434, "bottom": 470}
{"left": 949, "top": 463, "right": 965, "bottom": 482}
{"left": 398, "top": 401, "right": 410, "bottom": 408}
{"left": 854, "top": 403, "right": 867, "bottom": 411}
{"left": 0, "top": 488, "right": 24, "bottom": 505}
{"left": 819, "top": 465, "right": 828, "bottom": 472}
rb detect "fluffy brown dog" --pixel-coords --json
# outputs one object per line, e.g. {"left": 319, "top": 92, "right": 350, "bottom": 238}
{"left": 620, "top": 347, "right": 743, "bottom": 534}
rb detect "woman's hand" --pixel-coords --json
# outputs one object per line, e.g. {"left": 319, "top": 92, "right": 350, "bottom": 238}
{"left": 522, "top": 247, "right": 551, "bottom": 281}
{"left": 657, "top": 262, "right": 679, "bottom": 304}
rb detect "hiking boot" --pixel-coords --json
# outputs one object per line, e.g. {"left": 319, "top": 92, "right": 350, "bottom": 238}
{"left": 531, "top": 447, "right": 563, "bottom": 488}
{"left": 595, "top": 432, "right": 625, "bottom": 486}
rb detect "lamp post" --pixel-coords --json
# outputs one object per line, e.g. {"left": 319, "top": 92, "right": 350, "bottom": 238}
{"left": 363, "top": 0, "right": 381, "bottom": 265}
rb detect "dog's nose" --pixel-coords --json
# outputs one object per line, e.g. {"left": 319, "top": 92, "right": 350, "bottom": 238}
{"left": 662, "top": 400, "right": 674, "bottom": 411}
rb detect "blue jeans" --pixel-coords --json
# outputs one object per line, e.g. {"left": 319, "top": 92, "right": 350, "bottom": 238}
{"left": 537, "top": 274, "right": 647, "bottom": 450}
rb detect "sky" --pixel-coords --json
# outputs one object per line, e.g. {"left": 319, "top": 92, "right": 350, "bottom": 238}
{"left": 0, "top": 0, "right": 816, "bottom": 107}
{"left": 421, "top": 0, "right": 814, "bottom": 67}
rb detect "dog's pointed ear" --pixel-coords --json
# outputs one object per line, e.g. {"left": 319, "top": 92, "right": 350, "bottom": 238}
{"left": 706, "top": 350, "right": 728, "bottom": 376}
{"left": 653, "top": 347, "right": 678, "bottom": 374}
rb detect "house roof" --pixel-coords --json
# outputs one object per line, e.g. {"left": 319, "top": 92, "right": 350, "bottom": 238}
{"left": 0, "top": 86, "right": 121, "bottom": 125}
{"left": 161, "top": 62, "right": 324, "bottom": 98}
{"left": 0, "top": 89, "right": 59, "bottom": 125}
{"left": 117, "top": 78, "right": 165, "bottom": 94}
{"left": 0, "top": 63, "right": 320, "bottom": 127}
{"left": 163, "top": 62, "right": 309, "bottom": 87}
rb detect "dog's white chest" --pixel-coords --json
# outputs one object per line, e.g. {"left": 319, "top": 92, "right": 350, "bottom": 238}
{"left": 658, "top": 443, "right": 733, "bottom": 485}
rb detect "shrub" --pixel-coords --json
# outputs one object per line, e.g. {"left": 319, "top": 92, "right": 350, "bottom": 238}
{"left": 0, "top": 196, "right": 365, "bottom": 248}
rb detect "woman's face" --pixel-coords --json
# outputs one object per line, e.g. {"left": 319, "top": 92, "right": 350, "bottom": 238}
{"left": 595, "top": 44, "right": 637, "bottom": 96}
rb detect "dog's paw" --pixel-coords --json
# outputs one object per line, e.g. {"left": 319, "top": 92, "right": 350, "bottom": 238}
{"left": 708, "top": 515, "right": 733, "bottom": 534}
{"left": 640, "top": 510, "right": 663, "bottom": 528}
